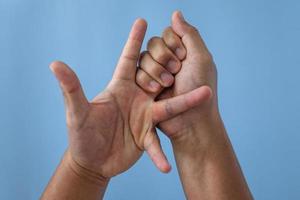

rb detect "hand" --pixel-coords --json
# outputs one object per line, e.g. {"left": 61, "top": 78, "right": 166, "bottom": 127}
{"left": 137, "top": 11, "right": 218, "bottom": 140}
{"left": 50, "top": 18, "right": 210, "bottom": 179}
{"left": 136, "top": 12, "right": 253, "bottom": 200}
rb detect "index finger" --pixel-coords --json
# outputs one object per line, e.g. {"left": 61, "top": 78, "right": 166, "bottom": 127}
{"left": 113, "top": 19, "right": 147, "bottom": 81}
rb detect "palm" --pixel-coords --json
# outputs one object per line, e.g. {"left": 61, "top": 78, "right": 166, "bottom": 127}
{"left": 79, "top": 80, "right": 154, "bottom": 177}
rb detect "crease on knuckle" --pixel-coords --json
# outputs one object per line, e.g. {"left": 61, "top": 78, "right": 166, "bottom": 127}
{"left": 153, "top": 46, "right": 171, "bottom": 64}
{"left": 148, "top": 37, "right": 171, "bottom": 64}
{"left": 140, "top": 53, "right": 152, "bottom": 67}
{"left": 122, "top": 52, "right": 139, "bottom": 62}
{"left": 165, "top": 100, "right": 174, "bottom": 117}
{"left": 147, "top": 36, "right": 161, "bottom": 50}
{"left": 187, "top": 25, "right": 199, "bottom": 35}
{"left": 162, "top": 27, "right": 173, "bottom": 36}
{"left": 138, "top": 51, "right": 148, "bottom": 66}
{"left": 163, "top": 27, "right": 178, "bottom": 49}
{"left": 156, "top": 52, "right": 168, "bottom": 63}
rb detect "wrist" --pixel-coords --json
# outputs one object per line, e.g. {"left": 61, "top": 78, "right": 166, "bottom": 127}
{"left": 64, "top": 150, "right": 110, "bottom": 187}
{"left": 169, "top": 108, "right": 253, "bottom": 200}
{"left": 170, "top": 107, "right": 224, "bottom": 147}
{"left": 170, "top": 107, "right": 234, "bottom": 168}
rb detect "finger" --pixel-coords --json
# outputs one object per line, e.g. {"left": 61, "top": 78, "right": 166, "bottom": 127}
{"left": 139, "top": 52, "right": 174, "bottom": 87}
{"left": 113, "top": 19, "right": 147, "bottom": 81}
{"left": 147, "top": 37, "right": 181, "bottom": 74}
{"left": 144, "top": 128, "right": 171, "bottom": 173}
{"left": 50, "top": 61, "right": 89, "bottom": 125}
{"left": 162, "top": 27, "right": 186, "bottom": 60}
{"left": 136, "top": 69, "right": 162, "bottom": 94}
{"left": 153, "top": 86, "right": 212, "bottom": 123}
{"left": 171, "top": 11, "right": 211, "bottom": 57}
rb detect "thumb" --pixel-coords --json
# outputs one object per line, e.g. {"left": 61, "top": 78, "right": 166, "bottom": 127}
{"left": 153, "top": 86, "right": 212, "bottom": 123}
{"left": 171, "top": 11, "right": 209, "bottom": 55}
{"left": 50, "top": 61, "right": 89, "bottom": 126}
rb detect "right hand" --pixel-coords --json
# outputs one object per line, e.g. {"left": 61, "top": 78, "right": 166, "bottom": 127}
{"left": 136, "top": 11, "right": 218, "bottom": 140}
{"left": 136, "top": 12, "right": 254, "bottom": 200}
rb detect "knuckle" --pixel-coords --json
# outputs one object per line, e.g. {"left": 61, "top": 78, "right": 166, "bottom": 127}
{"left": 165, "top": 100, "right": 174, "bottom": 116}
{"left": 201, "top": 52, "right": 214, "bottom": 64}
{"left": 147, "top": 37, "right": 170, "bottom": 64}
{"left": 139, "top": 52, "right": 150, "bottom": 67}
{"left": 163, "top": 27, "right": 178, "bottom": 49}
{"left": 122, "top": 52, "right": 139, "bottom": 62}
{"left": 140, "top": 56, "right": 166, "bottom": 81}
{"left": 149, "top": 67, "right": 162, "bottom": 80}
{"left": 155, "top": 49, "right": 169, "bottom": 62}
{"left": 186, "top": 25, "right": 199, "bottom": 35}
{"left": 162, "top": 26, "right": 173, "bottom": 37}
{"left": 147, "top": 36, "right": 161, "bottom": 49}
{"left": 138, "top": 51, "right": 148, "bottom": 66}
{"left": 191, "top": 52, "right": 213, "bottom": 65}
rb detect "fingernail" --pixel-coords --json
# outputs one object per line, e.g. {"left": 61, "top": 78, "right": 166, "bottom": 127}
{"left": 175, "top": 48, "right": 185, "bottom": 60}
{"left": 177, "top": 11, "right": 185, "bottom": 22}
{"left": 160, "top": 72, "right": 174, "bottom": 86}
{"left": 149, "top": 80, "right": 160, "bottom": 91}
{"left": 166, "top": 60, "right": 179, "bottom": 73}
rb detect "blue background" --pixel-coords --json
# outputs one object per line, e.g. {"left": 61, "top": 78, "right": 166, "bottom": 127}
{"left": 1, "top": 0, "right": 299, "bottom": 199}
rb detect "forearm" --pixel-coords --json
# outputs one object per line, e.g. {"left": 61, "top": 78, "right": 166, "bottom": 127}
{"left": 41, "top": 150, "right": 109, "bottom": 200}
{"left": 172, "top": 112, "right": 253, "bottom": 200}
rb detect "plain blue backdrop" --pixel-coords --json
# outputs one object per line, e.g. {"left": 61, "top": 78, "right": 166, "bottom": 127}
{"left": 1, "top": 0, "right": 300, "bottom": 199}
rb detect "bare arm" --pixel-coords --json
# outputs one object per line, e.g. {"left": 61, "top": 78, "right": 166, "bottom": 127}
{"left": 41, "top": 150, "right": 108, "bottom": 199}
{"left": 136, "top": 11, "right": 253, "bottom": 200}
{"left": 171, "top": 114, "right": 252, "bottom": 199}
{"left": 41, "top": 16, "right": 211, "bottom": 200}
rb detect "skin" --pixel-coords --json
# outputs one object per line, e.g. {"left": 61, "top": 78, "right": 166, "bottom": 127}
{"left": 136, "top": 11, "right": 253, "bottom": 199}
{"left": 41, "top": 18, "right": 211, "bottom": 199}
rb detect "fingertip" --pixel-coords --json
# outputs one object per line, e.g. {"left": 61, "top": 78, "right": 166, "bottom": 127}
{"left": 134, "top": 18, "right": 147, "bottom": 28}
{"left": 49, "top": 61, "right": 80, "bottom": 94}
{"left": 114, "top": 19, "right": 147, "bottom": 81}
{"left": 189, "top": 86, "right": 213, "bottom": 107}
{"left": 172, "top": 10, "right": 195, "bottom": 39}
{"left": 200, "top": 85, "right": 213, "bottom": 100}
{"left": 144, "top": 132, "right": 172, "bottom": 174}
{"left": 130, "top": 18, "right": 148, "bottom": 41}
{"left": 49, "top": 60, "right": 60, "bottom": 72}
{"left": 49, "top": 61, "right": 69, "bottom": 75}
{"left": 175, "top": 47, "right": 186, "bottom": 60}
{"left": 155, "top": 157, "right": 172, "bottom": 173}
{"left": 172, "top": 10, "right": 185, "bottom": 22}
{"left": 136, "top": 69, "right": 162, "bottom": 94}
{"left": 171, "top": 11, "right": 185, "bottom": 37}
{"left": 160, "top": 72, "right": 174, "bottom": 87}
{"left": 161, "top": 163, "right": 172, "bottom": 174}
{"left": 50, "top": 60, "right": 66, "bottom": 67}
{"left": 149, "top": 80, "right": 161, "bottom": 92}
{"left": 149, "top": 154, "right": 172, "bottom": 174}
